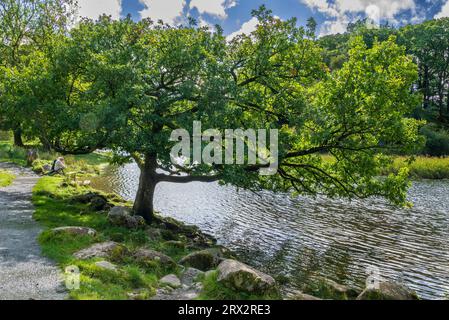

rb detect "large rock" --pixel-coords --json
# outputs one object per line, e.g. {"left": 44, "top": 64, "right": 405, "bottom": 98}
{"left": 357, "top": 282, "right": 419, "bottom": 300}
{"left": 133, "top": 248, "right": 176, "bottom": 268}
{"left": 217, "top": 259, "right": 278, "bottom": 295}
{"left": 160, "top": 274, "right": 182, "bottom": 288}
{"left": 74, "top": 241, "right": 127, "bottom": 260}
{"left": 51, "top": 226, "right": 97, "bottom": 237}
{"left": 179, "top": 248, "right": 226, "bottom": 271}
{"left": 108, "top": 206, "right": 146, "bottom": 229}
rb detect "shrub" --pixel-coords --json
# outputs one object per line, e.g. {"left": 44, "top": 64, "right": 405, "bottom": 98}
{"left": 420, "top": 125, "right": 449, "bottom": 156}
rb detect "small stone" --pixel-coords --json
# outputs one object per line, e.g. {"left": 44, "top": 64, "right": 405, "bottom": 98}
{"left": 181, "top": 267, "right": 204, "bottom": 286}
{"left": 94, "top": 260, "right": 118, "bottom": 272}
{"left": 285, "top": 290, "right": 322, "bottom": 300}
{"left": 73, "top": 241, "right": 127, "bottom": 260}
{"left": 357, "top": 281, "right": 419, "bottom": 300}
{"left": 51, "top": 226, "right": 97, "bottom": 237}
{"left": 160, "top": 274, "right": 182, "bottom": 288}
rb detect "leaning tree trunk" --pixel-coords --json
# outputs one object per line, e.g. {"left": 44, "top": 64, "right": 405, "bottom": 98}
{"left": 13, "top": 128, "right": 24, "bottom": 147}
{"left": 133, "top": 154, "right": 158, "bottom": 224}
{"left": 39, "top": 136, "right": 52, "bottom": 152}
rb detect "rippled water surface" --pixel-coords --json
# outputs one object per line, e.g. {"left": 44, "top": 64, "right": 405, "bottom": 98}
{"left": 92, "top": 163, "right": 449, "bottom": 299}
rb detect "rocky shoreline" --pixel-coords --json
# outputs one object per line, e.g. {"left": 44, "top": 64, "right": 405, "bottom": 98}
{"left": 52, "top": 189, "right": 420, "bottom": 301}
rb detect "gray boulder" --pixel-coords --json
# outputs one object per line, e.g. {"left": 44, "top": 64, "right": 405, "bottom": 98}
{"left": 357, "top": 281, "right": 419, "bottom": 300}
{"left": 160, "top": 274, "right": 182, "bottom": 288}
{"left": 217, "top": 259, "right": 278, "bottom": 295}
{"left": 51, "top": 226, "right": 97, "bottom": 237}
{"left": 134, "top": 248, "right": 176, "bottom": 268}
{"left": 108, "top": 206, "right": 146, "bottom": 229}
{"left": 73, "top": 241, "right": 127, "bottom": 260}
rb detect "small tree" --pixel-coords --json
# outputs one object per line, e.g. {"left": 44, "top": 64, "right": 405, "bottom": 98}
{"left": 0, "top": 0, "right": 76, "bottom": 146}
{"left": 17, "top": 9, "right": 423, "bottom": 223}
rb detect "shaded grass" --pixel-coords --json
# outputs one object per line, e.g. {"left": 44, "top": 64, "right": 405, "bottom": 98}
{"left": 0, "top": 170, "right": 15, "bottom": 187}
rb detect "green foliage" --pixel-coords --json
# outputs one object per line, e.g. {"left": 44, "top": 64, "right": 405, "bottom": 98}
{"left": 0, "top": 170, "right": 15, "bottom": 187}
{"left": 420, "top": 125, "right": 449, "bottom": 156}
{"left": 0, "top": 141, "right": 27, "bottom": 166}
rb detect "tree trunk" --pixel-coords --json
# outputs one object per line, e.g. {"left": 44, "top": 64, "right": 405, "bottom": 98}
{"left": 423, "top": 65, "right": 430, "bottom": 109}
{"left": 13, "top": 128, "right": 24, "bottom": 147}
{"left": 39, "top": 136, "right": 52, "bottom": 152}
{"left": 133, "top": 154, "right": 158, "bottom": 224}
{"left": 447, "top": 90, "right": 449, "bottom": 114}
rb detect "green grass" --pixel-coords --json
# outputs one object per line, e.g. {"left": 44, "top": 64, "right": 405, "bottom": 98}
{"left": 321, "top": 154, "right": 449, "bottom": 180}
{"left": 0, "top": 140, "right": 27, "bottom": 166}
{"left": 0, "top": 170, "right": 15, "bottom": 187}
{"left": 382, "top": 156, "right": 449, "bottom": 179}
{"left": 0, "top": 137, "right": 111, "bottom": 177}
{"left": 32, "top": 177, "right": 178, "bottom": 300}
{"left": 32, "top": 176, "right": 279, "bottom": 300}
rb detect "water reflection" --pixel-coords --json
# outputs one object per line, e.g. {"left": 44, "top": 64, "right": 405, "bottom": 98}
{"left": 92, "top": 163, "right": 449, "bottom": 299}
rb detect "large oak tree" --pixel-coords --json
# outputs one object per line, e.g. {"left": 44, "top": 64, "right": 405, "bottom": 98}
{"left": 8, "top": 8, "right": 422, "bottom": 222}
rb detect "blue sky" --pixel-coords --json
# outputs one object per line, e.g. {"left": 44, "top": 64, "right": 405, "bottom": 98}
{"left": 77, "top": 0, "right": 449, "bottom": 37}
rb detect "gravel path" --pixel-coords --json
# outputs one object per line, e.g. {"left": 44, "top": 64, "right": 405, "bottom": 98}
{"left": 0, "top": 163, "right": 66, "bottom": 300}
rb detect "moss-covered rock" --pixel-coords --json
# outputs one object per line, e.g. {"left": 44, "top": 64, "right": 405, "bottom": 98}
{"left": 133, "top": 248, "right": 176, "bottom": 268}
{"left": 108, "top": 206, "right": 146, "bottom": 229}
{"left": 73, "top": 241, "right": 128, "bottom": 260}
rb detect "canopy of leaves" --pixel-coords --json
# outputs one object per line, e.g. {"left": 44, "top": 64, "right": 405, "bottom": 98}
{"left": 1, "top": 7, "right": 424, "bottom": 206}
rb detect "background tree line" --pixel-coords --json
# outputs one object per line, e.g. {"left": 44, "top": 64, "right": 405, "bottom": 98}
{"left": 318, "top": 17, "right": 449, "bottom": 156}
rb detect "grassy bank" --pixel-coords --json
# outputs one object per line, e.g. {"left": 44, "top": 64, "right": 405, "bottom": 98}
{"left": 32, "top": 176, "right": 277, "bottom": 300}
{"left": 0, "top": 138, "right": 111, "bottom": 176}
{"left": 0, "top": 170, "right": 15, "bottom": 187}
{"left": 321, "top": 154, "right": 449, "bottom": 180}
{"left": 382, "top": 156, "right": 449, "bottom": 179}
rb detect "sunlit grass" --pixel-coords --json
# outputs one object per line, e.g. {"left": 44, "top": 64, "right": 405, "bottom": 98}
{"left": 321, "top": 154, "right": 449, "bottom": 179}
{"left": 0, "top": 170, "right": 15, "bottom": 187}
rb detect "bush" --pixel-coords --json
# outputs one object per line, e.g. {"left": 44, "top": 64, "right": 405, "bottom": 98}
{"left": 420, "top": 125, "right": 449, "bottom": 156}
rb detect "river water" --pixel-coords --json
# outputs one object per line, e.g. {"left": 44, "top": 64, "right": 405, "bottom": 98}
{"left": 92, "top": 163, "right": 449, "bottom": 300}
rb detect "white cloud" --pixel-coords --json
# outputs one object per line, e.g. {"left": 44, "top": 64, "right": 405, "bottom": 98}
{"left": 435, "top": 0, "right": 449, "bottom": 18}
{"left": 139, "top": 0, "right": 186, "bottom": 24}
{"left": 301, "top": 0, "right": 417, "bottom": 35}
{"left": 77, "top": 0, "right": 122, "bottom": 20}
{"left": 226, "top": 17, "right": 259, "bottom": 40}
{"left": 190, "top": 0, "right": 236, "bottom": 19}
